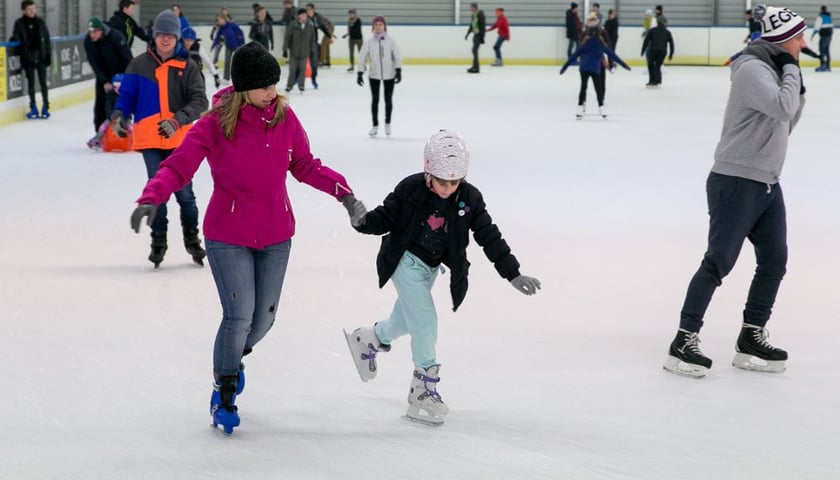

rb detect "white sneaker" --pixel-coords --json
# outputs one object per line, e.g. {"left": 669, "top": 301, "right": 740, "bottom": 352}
{"left": 369, "top": 126, "right": 378, "bottom": 137}
{"left": 343, "top": 327, "right": 389, "bottom": 382}
{"left": 576, "top": 104, "right": 585, "bottom": 119}
{"left": 384, "top": 124, "right": 392, "bottom": 136}
{"left": 405, "top": 365, "right": 448, "bottom": 425}
{"left": 599, "top": 106, "right": 607, "bottom": 118}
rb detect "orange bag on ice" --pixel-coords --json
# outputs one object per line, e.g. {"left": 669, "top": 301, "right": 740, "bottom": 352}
{"left": 102, "top": 123, "right": 133, "bottom": 152}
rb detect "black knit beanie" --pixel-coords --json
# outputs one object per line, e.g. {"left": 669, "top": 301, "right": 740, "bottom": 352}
{"left": 231, "top": 42, "right": 281, "bottom": 92}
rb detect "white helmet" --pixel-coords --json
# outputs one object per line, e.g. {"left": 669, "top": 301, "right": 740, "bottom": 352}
{"left": 424, "top": 130, "right": 469, "bottom": 180}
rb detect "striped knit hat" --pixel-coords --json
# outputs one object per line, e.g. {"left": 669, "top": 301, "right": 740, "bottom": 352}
{"left": 753, "top": 5, "right": 807, "bottom": 44}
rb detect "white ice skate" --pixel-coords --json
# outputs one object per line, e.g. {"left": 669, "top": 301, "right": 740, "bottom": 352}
{"left": 385, "top": 124, "right": 392, "bottom": 136}
{"left": 599, "top": 105, "right": 607, "bottom": 119}
{"left": 576, "top": 104, "right": 585, "bottom": 120}
{"left": 343, "top": 327, "right": 389, "bottom": 382}
{"left": 369, "top": 126, "right": 378, "bottom": 137}
{"left": 403, "top": 365, "right": 448, "bottom": 426}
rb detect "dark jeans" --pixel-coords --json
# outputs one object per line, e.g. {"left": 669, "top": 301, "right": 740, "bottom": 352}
{"left": 287, "top": 56, "right": 307, "bottom": 90}
{"left": 141, "top": 149, "right": 199, "bottom": 237}
{"left": 578, "top": 70, "right": 605, "bottom": 106}
{"left": 207, "top": 239, "right": 291, "bottom": 376}
{"left": 369, "top": 78, "right": 395, "bottom": 126}
{"left": 471, "top": 36, "right": 483, "bottom": 70}
{"left": 819, "top": 33, "right": 832, "bottom": 68}
{"left": 567, "top": 37, "right": 579, "bottom": 60}
{"left": 646, "top": 49, "right": 667, "bottom": 84}
{"left": 93, "top": 81, "right": 118, "bottom": 131}
{"left": 23, "top": 61, "right": 49, "bottom": 109}
{"left": 680, "top": 173, "right": 788, "bottom": 332}
{"left": 348, "top": 38, "right": 363, "bottom": 65}
{"left": 493, "top": 37, "right": 506, "bottom": 60}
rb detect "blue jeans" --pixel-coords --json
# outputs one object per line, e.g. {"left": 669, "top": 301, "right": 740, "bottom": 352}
{"left": 207, "top": 239, "right": 292, "bottom": 376}
{"left": 819, "top": 33, "right": 832, "bottom": 68}
{"left": 680, "top": 173, "right": 787, "bottom": 332}
{"left": 374, "top": 252, "right": 441, "bottom": 368}
{"left": 141, "top": 149, "right": 199, "bottom": 237}
{"left": 493, "top": 37, "right": 506, "bottom": 60}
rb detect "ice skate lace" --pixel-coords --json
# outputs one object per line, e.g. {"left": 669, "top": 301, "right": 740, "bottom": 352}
{"left": 417, "top": 374, "right": 444, "bottom": 403}
{"left": 361, "top": 344, "right": 378, "bottom": 371}
{"left": 681, "top": 332, "right": 705, "bottom": 356}
{"left": 750, "top": 326, "right": 779, "bottom": 350}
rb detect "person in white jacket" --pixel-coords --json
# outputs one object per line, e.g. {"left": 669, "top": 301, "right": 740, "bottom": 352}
{"left": 356, "top": 16, "right": 402, "bottom": 137}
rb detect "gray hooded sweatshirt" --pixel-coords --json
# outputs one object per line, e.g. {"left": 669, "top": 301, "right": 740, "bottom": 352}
{"left": 712, "top": 40, "right": 804, "bottom": 184}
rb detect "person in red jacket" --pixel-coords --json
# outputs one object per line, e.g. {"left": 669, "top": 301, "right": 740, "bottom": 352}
{"left": 129, "top": 42, "right": 364, "bottom": 435}
{"left": 487, "top": 7, "right": 509, "bottom": 66}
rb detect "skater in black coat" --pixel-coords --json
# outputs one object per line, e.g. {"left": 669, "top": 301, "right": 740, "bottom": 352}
{"left": 641, "top": 17, "right": 674, "bottom": 87}
{"left": 10, "top": 0, "right": 52, "bottom": 118}
{"left": 84, "top": 18, "right": 133, "bottom": 134}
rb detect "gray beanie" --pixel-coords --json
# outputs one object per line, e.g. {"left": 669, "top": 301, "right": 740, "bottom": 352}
{"left": 153, "top": 10, "right": 181, "bottom": 40}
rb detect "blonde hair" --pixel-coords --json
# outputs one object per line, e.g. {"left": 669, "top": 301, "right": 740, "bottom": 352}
{"left": 204, "top": 90, "right": 288, "bottom": 140}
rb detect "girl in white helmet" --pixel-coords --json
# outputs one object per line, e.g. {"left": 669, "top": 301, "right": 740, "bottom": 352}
{"left": 340, "top": 130, "right": 541, "bottom": 425}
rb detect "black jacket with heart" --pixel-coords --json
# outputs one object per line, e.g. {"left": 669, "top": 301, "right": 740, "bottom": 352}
{"left": 356, "top": 173, "right": 520, "bottom": 311}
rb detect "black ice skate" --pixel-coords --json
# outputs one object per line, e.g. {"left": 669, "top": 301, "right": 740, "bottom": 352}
{"left": 663, "top": 329, "right": 713, "bottom": 378}
{"left": 183, "top": 228, "right": 206, "bottom": 266}
{"left": 732, "top": 323, "right": 787, "bottom": 373}
{"left": 149, "top": 235, "right": 167, "bottom": 268}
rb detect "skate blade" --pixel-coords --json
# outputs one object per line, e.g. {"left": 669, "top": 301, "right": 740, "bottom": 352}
{"left": 732, "top": 353, "right": 786, "bottom": 373}
{"left": 663, "top": 355, "right": 708, "bottom": 379}
{"left": 343, "top": 329, "right": 373, "bottom": 383}
{"left": 402, "top": 413, "right": 444, "bottom": 427}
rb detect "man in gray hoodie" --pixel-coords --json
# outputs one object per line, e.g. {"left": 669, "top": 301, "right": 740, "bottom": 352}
{"left": 664, "top": 4, "right": 807, "bottom": 379}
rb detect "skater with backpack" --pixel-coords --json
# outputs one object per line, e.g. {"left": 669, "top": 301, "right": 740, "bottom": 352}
{"left": 342, "top": 130, "right": 541, "bottom": 425}
{"left": 130, "top": 42, "right": 361, "bottom": 435}
{"left": 664, "top": 4, "right": 806, "bottom": 379}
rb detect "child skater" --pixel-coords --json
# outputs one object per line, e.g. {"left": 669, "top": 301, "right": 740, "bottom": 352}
{"left": 341, "top": 130, "right": 541, "bottom": 425}
{"left": 560, "top": 13, "right": 631, "bottom": 119}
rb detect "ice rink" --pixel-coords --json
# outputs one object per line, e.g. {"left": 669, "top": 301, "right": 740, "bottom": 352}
{"left": 1, "top": 64, "right": 838, "bottom": 479}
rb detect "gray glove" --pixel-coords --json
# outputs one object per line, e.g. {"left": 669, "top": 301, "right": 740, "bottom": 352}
{"left": 130, "top": 204, "right": 158, "bottom": 233}
{"left": 511, "top": 274, "right": 541, "bottom": 295}
{"left": 110, "top": 110, "right": 128, "bottom": 138}
{"left": 340, "top": 194, "right": 367, "bottom": 227}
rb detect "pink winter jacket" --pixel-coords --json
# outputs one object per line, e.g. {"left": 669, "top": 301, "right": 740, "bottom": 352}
{"left": 137, "top": 88, "right": 352, "bottom": 249}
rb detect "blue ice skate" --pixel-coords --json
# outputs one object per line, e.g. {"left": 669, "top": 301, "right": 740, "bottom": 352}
{"left": 25, "top": 105, "right": 39, "bottom": 119}
{"left": 210, "top": 375, "right": 240, "bottom": 435}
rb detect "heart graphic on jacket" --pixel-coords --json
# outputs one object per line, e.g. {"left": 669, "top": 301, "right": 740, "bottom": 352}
{"left": 426, "top": 214, "right": 446, "bottom": 231}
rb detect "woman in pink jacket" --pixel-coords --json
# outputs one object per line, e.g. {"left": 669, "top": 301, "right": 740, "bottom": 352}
{"left": 129, "top": 42, "right": 368, "bottom": 435}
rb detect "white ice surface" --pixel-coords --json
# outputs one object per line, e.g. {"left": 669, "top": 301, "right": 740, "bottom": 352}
{"left": 1, "top": 65, "right": 838, "bottom": 479}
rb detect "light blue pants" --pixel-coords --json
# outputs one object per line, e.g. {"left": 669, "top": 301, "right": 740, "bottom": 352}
{"left": 374, "top": 251, "right": 440, "bottom": 368}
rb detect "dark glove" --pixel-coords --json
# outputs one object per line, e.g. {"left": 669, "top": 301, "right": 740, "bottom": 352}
{"left": 559, "top": 66, "right": 568, "bottom": 75}
{"left": 770, "top": 51, "right": 798, "bottom": 71}
{"left": 214, "top": 74, "right": 221, "bottom": 88}
{"left": 624, "top": 65, "right": 632, "bottom": 71}
{"left": 465, "top": 33, "right": 470, "bottom": 40}
{"left": 799, "top": 72, "right": 806, "bottom": 95}
{"left": 342, "top": 33, "right": 348, "bottom": 39}
{"left": 667, "top": 55, "right": 673, "bottom": 61}
{"left": 130, "top": 204, "right": 158, "bottom": 233}
{"left": 394, "top": 68, "right": 401, "bottom": 84}
{"left": 356, "top": 71, "right": 364, "bottom": 87}
{"left": 340, "top": 194, "right": 367, "bottom": 227}
{"left": 511, "top": 274, "right": 541, "bottom": 296}
{"left": 282, "top": 50, "right": 288, "bottom": 58}
{"left": 157, "top": 118, "right": 181, "bottom": 138}
{"left": 110, "top": 110, "right": 128, "bottom": 138}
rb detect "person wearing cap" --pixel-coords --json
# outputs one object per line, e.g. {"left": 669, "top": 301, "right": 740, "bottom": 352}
{"left": 343, "top": 9, "right": 363, "bottom": 72}
{"left": 108, "top": 0, "right": 150, "bottom": 49}
{"left": 306, "top": 3, "right": 335, "bottom": 74}
{"left": 211, "top": 13, "right": 246, "bottom": 83}
{"left": 342, "top": 130, "right": 541, "bottom": 425}
{"left": 565, "top": 3, "right": 582, "bottom": 64}
{"left": 282, "top": 8, "right": 316, "bottom": 93}
{"left": 10, "top": 0, "right": 51, "bottom": 119}
{"left": 641, "top": 16, "right": 674, "bottom": 87}
{"left": 664, "top": 5, "right": 807, "bottom": 379}
{"left": 357, "top": 15, "right": 402, "bottom": 137}
{"left": 487, "top": 7, "right": 509, "bottom": 67}
{"left": 111, "top": 10, "right": 209, "bottom": 268}
{"left": 129, "top": 42, "right": 360, "bottom": 435}
{"left": 83, "top": 17, "right": 133, "bottom": 148}
{"left": 464, "top": 2, "right": 486, "bottom": 73}
{"left": 181, "top": 27, "right": 221, "bottom": 89}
